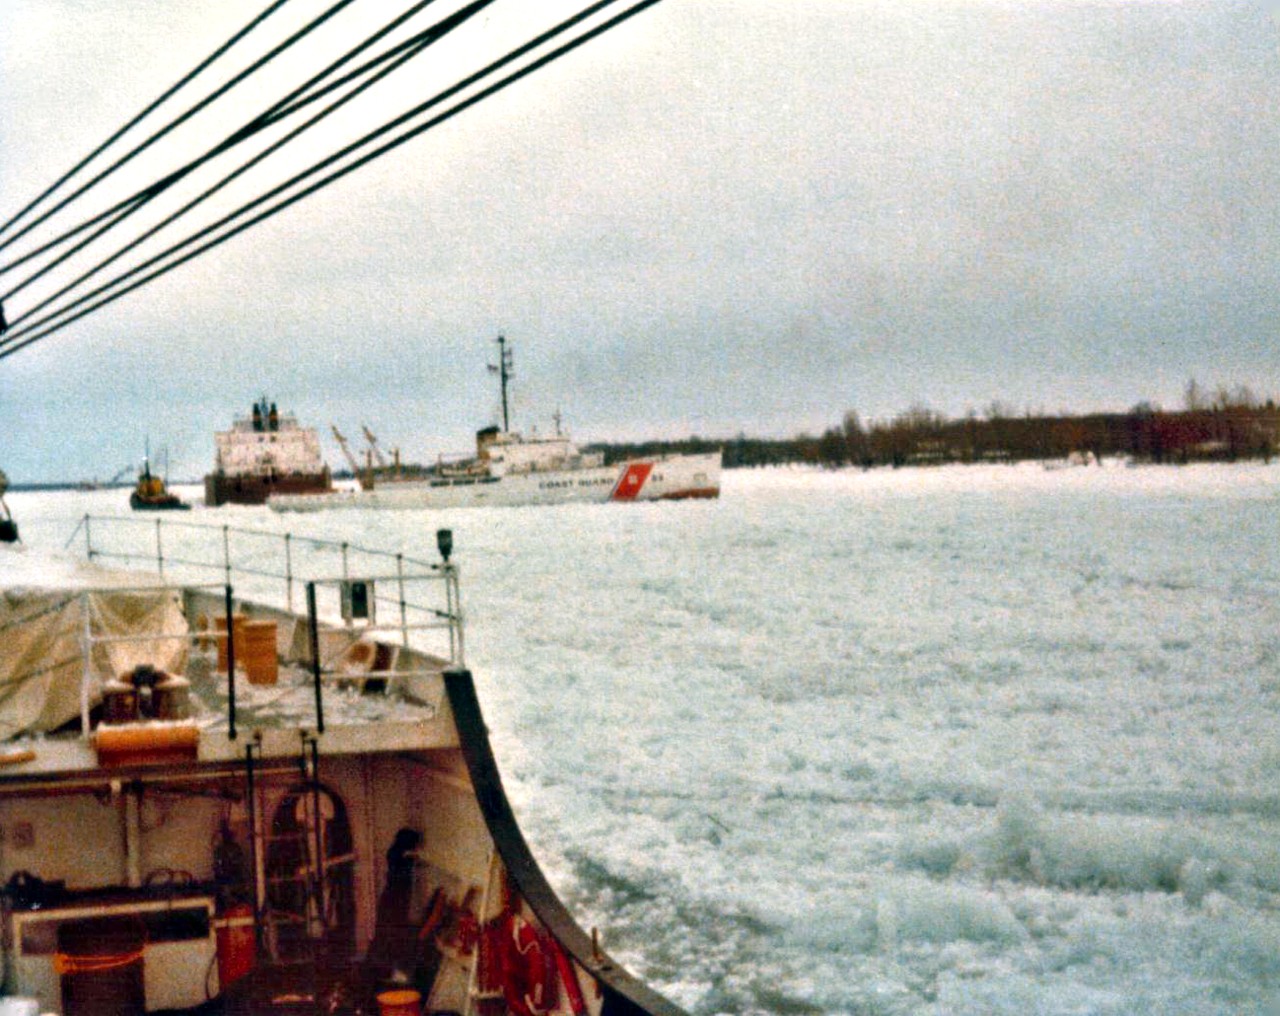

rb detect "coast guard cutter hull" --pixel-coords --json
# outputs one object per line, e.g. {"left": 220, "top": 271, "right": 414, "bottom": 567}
{"left": 269, "top": 450, "right": 721, "bottom": 512}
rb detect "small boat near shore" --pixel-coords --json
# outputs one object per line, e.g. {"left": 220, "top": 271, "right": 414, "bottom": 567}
{"left": 0, "top": 517, "right": 687, "bottom": 1015}
{"left": 270, "top": 340, "right": 721, "bottom": 513}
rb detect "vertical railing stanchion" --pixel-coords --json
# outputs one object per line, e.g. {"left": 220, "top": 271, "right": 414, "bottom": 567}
{"left": 155, "top": 519, "right": 165, "bottom": 579}
{"left": 444, "top": 564, "right": 456, "bottom": 663}
{"left": 454, "top": 565, "right": 465, "bottom": 665}
{"left": 446, "top": 564, "right": 464, "bottom": 666}
{"left": 245, "top": 738, "right": 263, "bottom": 953}
{"left": 435, "top": 529, "right": 460, "bottom": 665}
{"left": 284, "top": 533, "right": 294, "bottom": 614}
{"left": 225, "top": 584, "right": 237, "bottom": 741}
{"left": 222, "top": 525, "right": 232, "bottom": 586}
{"left": 79, "top": 592, "right": 94, "bottom": 737}
{"left": 84, "top": 514, "right": 93, "bottom": 561}
{"left": 396, "top": 553, "right": 408, "bottom": 647}
{"left": 307, "top": 582, "right": 325, "bottom": 734}
{"left": 341, "top": 544, "right": 352, "bottom": 631}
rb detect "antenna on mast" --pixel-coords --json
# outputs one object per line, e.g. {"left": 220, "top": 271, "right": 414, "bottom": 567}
{"left": 487, "top": 334, "right": 514, "bottom": 433}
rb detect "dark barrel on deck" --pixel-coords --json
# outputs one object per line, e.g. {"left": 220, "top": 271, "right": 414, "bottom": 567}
{"left": 57, "top": 916, "right": 145, "bottom": 1015}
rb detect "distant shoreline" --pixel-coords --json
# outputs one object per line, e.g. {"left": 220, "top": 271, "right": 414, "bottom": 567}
{"left": 10, "top": 453, "right": 1278, "bottom": 491}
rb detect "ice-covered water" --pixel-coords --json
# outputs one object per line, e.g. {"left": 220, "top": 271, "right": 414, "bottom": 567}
{"left": 6, "top": 462, "right": 1280, "bottom": 1015}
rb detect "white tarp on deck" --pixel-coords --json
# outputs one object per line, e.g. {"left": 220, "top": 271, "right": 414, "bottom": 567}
{"left": 0, "top": 586, "right": 188, "bottom": 737}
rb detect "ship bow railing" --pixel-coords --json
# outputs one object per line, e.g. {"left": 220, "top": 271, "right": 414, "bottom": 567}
{"left": 57, "top": 514, "right": 462, "bottom": 739}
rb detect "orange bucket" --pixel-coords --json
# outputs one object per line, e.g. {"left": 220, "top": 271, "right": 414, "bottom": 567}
{"left": 214, "top": 615, "right": 247, "bottom": 671}
{"left": 240, "top": 620, "right": 278, "bottom": 686}
{"left": 375, "top": 989, "right": 421, "bottom": 1016}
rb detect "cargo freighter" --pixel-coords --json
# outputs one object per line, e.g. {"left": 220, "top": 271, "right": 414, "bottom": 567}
{"left": 205, "top": 398, "right": 333, "bottom": 507}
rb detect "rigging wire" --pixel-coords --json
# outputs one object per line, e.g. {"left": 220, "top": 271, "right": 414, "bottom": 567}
{"left": 0, "top": 0, "right": 363, "bottom": 258}
{"left": 0, "top": 0, "right": 295, "bottom": 246}
{"left": 1, "top": 0, "right": 481, "bottom": 317}
{"left": 0, "top": 0, "right": 451, "bottom": 284}
{"left": 0, "top": 0, "right": 666, "bottom": 362}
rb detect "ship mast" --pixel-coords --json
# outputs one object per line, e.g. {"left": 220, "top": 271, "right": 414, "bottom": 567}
{"left": 488, "top": 334, "right": 514, "bottom": 433}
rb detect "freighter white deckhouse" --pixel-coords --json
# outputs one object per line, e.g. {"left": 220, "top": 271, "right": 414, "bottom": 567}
{"left": 269, "top": 339, "right": 721, "bottom": 513}
{"left": 206, "top": 398, "right": 333, "bottom": 507}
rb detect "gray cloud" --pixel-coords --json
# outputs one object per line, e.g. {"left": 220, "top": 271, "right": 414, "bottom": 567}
{"left": 2, "top": 1, "right": 1279, "bottom": 481}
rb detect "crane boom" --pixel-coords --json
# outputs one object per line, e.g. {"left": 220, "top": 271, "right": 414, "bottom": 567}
{"left": 331, "top": 425, "right": 361, "bottom": 475}
{"left": 361, "top": 424, "right": 388, "bottom": 468}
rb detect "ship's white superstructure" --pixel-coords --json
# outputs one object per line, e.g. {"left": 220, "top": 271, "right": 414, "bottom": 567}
{"left": 213, "top": 401, "right": 325, "bottom": 478}
{"left": 268, "top": 339, "right": 722, "bottom": 512}
{"left": 205, "top": 398, "right": 332, "bottom": 506}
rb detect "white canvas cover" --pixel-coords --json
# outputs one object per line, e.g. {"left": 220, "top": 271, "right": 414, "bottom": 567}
{"left": 0, "top": 587, "right": 188, "bottom": 737}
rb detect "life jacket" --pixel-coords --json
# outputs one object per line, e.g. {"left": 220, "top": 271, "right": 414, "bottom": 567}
{"left": 502, "top": 912, "right": 556, "bottom": 1016}
{"left": 474, "top": 873, "right": 587, "bottom": 1016}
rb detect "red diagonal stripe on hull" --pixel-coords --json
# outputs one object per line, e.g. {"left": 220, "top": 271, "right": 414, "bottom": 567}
{"left": 611, "top": 462, "right": 654, "bottom": 501}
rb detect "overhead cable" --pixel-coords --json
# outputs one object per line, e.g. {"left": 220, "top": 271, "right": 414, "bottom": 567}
{"left": 0, "top": 0, "right": 295, "bottom": 246}
{"left": 0, "top": 0, "right": 361, "bottom": 257}
{"left": 0, "top": 0, "right": 474, "bottom": 316}
{"left": 0, "top": 0, "right": 667, "bottom": 361}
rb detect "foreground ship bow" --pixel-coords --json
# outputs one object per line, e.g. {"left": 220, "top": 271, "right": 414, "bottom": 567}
{"left": 0, "top": 519, "right": 686, "bottom": 1016}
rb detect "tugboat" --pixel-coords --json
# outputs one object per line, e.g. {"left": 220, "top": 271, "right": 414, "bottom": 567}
{"left": 0, "top": 518, "right": 687, "bottom": 1016}
{"left": 130, "top": 448, "right": 190, "bottom": 511}
{"left": 270, "top": 338, "right": 722, "bottom": 512}
{"left": 205, "top": 397, "right": 333, "bottom": 507}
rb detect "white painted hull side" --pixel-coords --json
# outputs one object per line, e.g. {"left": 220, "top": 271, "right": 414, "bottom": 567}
{"left": 269, "top": 452, "right": 721, "bottom": 512}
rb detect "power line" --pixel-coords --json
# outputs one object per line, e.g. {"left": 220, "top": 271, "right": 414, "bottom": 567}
{"left": 0, "top": 0, "right": 362, "bottom": 257}
{"left": 0, "top": 0, "right": 295, "bottom": 245}
{"left": 0, "top": 0, "right": 456, "bottom": 286}
{"left": 0, "top": 0, "right": 667, "bottom": 361}
{"left": 0, "top": 0, "right": 475, "bottom": 318}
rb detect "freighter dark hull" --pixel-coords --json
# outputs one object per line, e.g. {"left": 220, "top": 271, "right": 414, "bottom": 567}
{"left": 204, "top": 469, "right": 332, "bottom": 506}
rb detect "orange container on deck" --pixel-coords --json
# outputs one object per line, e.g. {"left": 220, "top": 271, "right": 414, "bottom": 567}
{"left": 376, "top": 988, "right": 421, "bottom": 1016}
{"left": 95, "top": 724, "right": 199, "bottom": 765}
{"left": 240, "top": 620, "right": 278, "bottom": 686}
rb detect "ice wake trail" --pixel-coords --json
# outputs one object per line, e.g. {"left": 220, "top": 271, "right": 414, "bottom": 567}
{"left": 591, "top": 782, "right": 1280, "bottom": 820}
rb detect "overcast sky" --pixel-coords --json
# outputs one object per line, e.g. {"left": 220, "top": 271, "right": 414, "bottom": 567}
{"left": 2, "top": 0, "right": 1279, "bottom": 483}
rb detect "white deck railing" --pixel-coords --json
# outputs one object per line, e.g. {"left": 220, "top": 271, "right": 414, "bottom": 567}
{"left": 61, "top": 515, "right": 464, "bottom": 738}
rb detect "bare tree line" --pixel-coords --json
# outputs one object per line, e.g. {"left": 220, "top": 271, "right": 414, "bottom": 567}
{"left": 590, "top": 381, "right": 1279, "bottom": 469}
